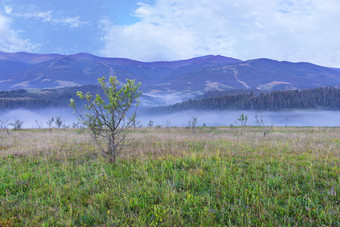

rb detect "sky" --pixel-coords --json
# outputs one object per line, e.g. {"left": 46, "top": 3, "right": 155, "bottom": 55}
{"left": 0, "top": 0, "right": 340, "bottom": 67}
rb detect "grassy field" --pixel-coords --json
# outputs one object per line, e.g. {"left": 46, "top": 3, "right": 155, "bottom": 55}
{"left": 0, "top": 126, "right": 339, "bottom": 226}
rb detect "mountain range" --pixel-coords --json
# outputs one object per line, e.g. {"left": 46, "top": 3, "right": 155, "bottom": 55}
{"left": 1, "top": 51, "right": 340, "bottom": 99}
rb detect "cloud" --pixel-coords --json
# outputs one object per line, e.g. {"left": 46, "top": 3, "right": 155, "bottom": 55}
{"left": 3, "top": 5, "right": 85, "bottom": 28}
{"left": 99, "top": 19, "right": 199, "bottom": 61}
{"left": 0, "top": 13, "right": 38, "bottom": 52}
{"left": 4, "top": 6, "right": 13, "bottom": 15}
{"left": 4, "top": 5, "right": 52, "bottom": 22}
{"left": 54, "top": 16, "right": 84, "bottom": 28}
{"left": 99, "top": 0, "right": 340, "bottom": 67}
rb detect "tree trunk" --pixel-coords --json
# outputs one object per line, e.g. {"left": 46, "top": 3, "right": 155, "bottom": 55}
{"left": 107, "top": 132, "right": 116, "bottom": 163}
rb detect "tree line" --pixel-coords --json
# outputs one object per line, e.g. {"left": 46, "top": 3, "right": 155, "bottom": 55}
{"left": 155, "top": 87, "right": 340, "bottom": 112}
{"left": 1, "top": 86, "right": 340, "bottom": 111}
{"left": 0, "top": 85, "right": 103, "bottom": 109}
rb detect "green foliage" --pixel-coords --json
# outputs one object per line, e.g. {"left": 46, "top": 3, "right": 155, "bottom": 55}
{"left": 237, "top": 113, "right": 247, "bottom": 127}
{"left": 70, "top": 76, "right": 141, "bottom": 163}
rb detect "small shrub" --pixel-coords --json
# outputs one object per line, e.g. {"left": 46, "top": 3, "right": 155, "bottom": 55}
{"left": 188, "top": 117, "right": 198, "bottom": 131}
{"left": 35, "top": 120, "right": 43, "bottom": 129}
{"left": 164, "top": 120, "right": 172, "bottom": 128}
{"left": 10, "top": 119, "right": 24, "bottom": 130}
{"left": 0, "top": 120, "right": 8, "bottom": 129}
{"left": 237, "top": 113, "right": 247, "bottom": 127}
{"left": 55, "top": 116, "right": 63, "bottom": 128}
{"left": 46, "top": 117, "right": 54, "bottom": 128}
{"left": 148, "top": 121, "right": 154, "bottom": 127}
{"left": 255, "top": 113, "right": 273, "bottom": 137}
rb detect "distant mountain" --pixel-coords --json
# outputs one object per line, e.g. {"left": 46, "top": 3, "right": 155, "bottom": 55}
{"left": 0, "top": 51, "right": 340, "bottom": 97}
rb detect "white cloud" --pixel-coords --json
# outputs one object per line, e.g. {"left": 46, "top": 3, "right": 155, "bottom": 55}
{"left": 4, "top": 6, "right": 13, "bottom": 15}
{"left": 55, "top": 16, "right": 84, "bottom": 28}
{"left": 3, "top": 5, "right": 84, "bottom": 28}
{"left": 4, "top": 5, "right": 52, "bottom": 22}
{"left": 0, "top": 14, "right": 38, "bottom": 52}
{"left": 99, "top": 0, "right": 340, "bottom": 67}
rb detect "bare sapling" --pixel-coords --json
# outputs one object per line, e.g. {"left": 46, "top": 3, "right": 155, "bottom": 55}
{"left": 255, "top": 113, "right": 273, "bottom": 137}
{"left": 10, "top": 119, "right": 24, "bottom": 130}
{"left": 0, "top": 119, "right": 10, "bottom": 134}
{"left": 188, "top": 117, "right": 198, "bottom": 132}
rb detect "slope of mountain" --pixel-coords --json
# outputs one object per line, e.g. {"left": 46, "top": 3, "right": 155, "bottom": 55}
{"left": 0, "top": 51, "right": 340, "bottom": 96}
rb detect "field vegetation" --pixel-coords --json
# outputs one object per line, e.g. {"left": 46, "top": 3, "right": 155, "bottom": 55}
{"left": 0, "top": 126, "right": 339, "bottom": 225}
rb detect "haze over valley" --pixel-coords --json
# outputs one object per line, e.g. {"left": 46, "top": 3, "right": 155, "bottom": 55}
{"left": 1, "top": 51, "right": 340, "bottom": 128}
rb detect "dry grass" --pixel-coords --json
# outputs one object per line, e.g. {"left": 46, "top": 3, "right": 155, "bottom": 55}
{"left": 0, "top": 128, "right": 94, "bottom": 159}
{"left": 1, "top": 126, "right": 339, "bottom": 161}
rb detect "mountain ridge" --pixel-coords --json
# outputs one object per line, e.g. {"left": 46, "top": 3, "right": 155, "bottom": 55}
{"left": 0, "top": 51, "right": 340, "bottom": 97}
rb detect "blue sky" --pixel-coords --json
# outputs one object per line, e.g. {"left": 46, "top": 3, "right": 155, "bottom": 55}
{"left": 0, "top": 0, "right": 340, "bottom": 67}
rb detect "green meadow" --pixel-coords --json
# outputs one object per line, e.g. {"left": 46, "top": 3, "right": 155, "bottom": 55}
{"left": 0, "top": 127, "right": 339, "bottom": 226}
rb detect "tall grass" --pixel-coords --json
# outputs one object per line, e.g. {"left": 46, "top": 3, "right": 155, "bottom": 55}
{"left": 0, "top": 127, "right": 339, "bottom": 225}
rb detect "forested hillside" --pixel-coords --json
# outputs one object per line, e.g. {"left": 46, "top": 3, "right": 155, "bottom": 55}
{"left": 0, "top": 85, "right": 103, "bottom": 109}
{"left": 156, "top": 87, "right": 340, "bottom": 112}
{"left": 1, "top": 86, "right": 340, "bottom": 111}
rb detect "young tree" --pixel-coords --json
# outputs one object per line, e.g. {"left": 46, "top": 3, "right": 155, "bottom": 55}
{"left": 148, "top": 120, "right": 154, "bottom": 127}
{"left": 0, "top": 120, "right": 10, "bottom": 134}
{"left": 10, "top": 119, "right": 24, "bottom": 130}
{"left": 46, "top": 117, "right": 55, "bottom": 128}
{"left": 188, "top": 116, "right": 198, "bottom": 131}
{"left": 255, "top": 113, "right": 273, "bottom": 137}
{"left": 55, "top": 116, "right": 63, "bottom": 128}
{"left": 0, "top": 120, "right": 8, "bottom": 129}
{"left": 237, "top": 113, "right": 247, "bottom": 127}
{"left": 70, "top": 76, "right": 141, "bottom": 163}
{"left": 35, "top": 120, "right": 43, "bottom": 129}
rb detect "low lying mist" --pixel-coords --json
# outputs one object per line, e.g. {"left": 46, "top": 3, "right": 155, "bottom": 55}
{"left": 0, "top": 108, "right": 77, "bottom": 129}
{"left": 0, "top": 108, "right": 340, "bottom": 129}
{"left": 138, "top": 110, "right": 340, "bottom": 127}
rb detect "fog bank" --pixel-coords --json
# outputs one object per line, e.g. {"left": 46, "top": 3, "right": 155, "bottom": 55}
{"left": 0, "top": 108, "right": 77, "bottom": 128}
{"left": 138, "top": 110, "right": 340, "bottom": 127}
{"left": 0, "top": 108, "right": 339, "bottom": 129}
